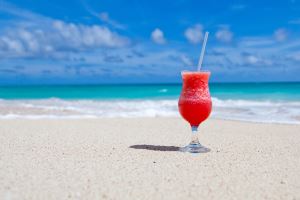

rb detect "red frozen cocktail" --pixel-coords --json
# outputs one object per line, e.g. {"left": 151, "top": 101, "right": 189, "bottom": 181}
{"left": 178, "top": 71, "right": 212, "bottom": 153}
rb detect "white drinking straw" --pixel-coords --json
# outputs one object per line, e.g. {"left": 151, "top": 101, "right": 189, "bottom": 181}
{"left": 197, "top": 31, "right": 209, "bottom": 71}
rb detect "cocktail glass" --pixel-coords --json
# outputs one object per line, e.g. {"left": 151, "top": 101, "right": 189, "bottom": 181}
{"left": 178, "top": 71, "right": 212, "bottom": 153}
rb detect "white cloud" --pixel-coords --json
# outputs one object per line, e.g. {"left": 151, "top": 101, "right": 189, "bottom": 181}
{"left": 207, "top": 33, "right": 286, "bottom": 69}
{"left": 215, "top": 27, "right": 233, "bottom": 43}
{"left": 52, "top": 20, "right": 128, "bottom": 48}
{"left": 151, "top": 28, "right": 166, "bottom": 44}
{"left": 286, "top": 51, "right": 300, "bottom": 61}
{"left": 0, "top": 1, "right": 129, "bottom": 58}
{"left": 238, "top": 36, "right": 275, "bottom": 47}
{"left": 245, "top": 55, "right": 259, "bottom": 64}
{"left": 0, "top": 20, "right": 129, "bottom": 58}
{"left": 0, "top": 36, "right": 24, "bottom": 53}
{"left": 274, "top": 28, "right": 288, "bottom": 42}
{"left": 184, "top": 24, "right": 203, "bottom": 44}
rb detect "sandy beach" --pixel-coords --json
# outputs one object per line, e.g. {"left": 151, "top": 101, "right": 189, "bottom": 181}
{"left": 0, "top": 118, "right": 299, "bottom": 200}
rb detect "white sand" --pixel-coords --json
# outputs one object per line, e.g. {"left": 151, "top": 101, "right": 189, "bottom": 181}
{"left": 0, "top": 118, "right": 299, "bottom": 200}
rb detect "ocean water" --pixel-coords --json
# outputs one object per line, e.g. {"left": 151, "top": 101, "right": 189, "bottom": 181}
{"left": 0, "top": 83, "right": 300, "bottom": 124}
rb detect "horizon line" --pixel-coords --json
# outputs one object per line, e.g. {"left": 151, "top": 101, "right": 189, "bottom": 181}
{"left": 0, "top": 81, "right": 300, "bottom": 87}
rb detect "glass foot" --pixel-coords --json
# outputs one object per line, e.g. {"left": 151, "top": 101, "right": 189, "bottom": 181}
{"left": 180, "top": 142, "right": 210, "bottom": 153}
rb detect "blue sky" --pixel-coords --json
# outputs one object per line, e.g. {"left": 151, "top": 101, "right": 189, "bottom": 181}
{"left": 0, "top": 0, "right": 300, "bottom": 84}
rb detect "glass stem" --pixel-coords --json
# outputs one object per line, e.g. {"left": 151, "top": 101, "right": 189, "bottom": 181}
{"left": 190, "top": 126, "right": 200, "bottom": 145}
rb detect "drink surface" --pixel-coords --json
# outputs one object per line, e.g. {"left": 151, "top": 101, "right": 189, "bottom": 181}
{"left": 178, "top": 71, "right": 212, "bottom": 126}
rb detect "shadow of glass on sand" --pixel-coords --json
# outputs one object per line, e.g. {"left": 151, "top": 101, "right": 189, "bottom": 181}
{"left": 129, "top": 144, "right": 180, "bottom": 152}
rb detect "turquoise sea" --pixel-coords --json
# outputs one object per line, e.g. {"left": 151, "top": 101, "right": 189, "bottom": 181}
{"left": 0, "top": 82, "right": 300, "bottom": 124}
{"left": 1, "top": 82, "right": 300, "bottom": 101}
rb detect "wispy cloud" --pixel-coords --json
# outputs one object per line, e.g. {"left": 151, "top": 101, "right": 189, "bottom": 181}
{"left": 274, "top": 28, "right": 288, "bottom": 42}
{"left": 184, "top": 24, "right": 203, "bottom": 44}
{"left": 80, "top": 0, "right": 126, "bottom": 30}
{"left": 98, "top": 12, "right": 126, "bottom": 30}
{"left": 206, "top": 33, "right": 298, "bottom": 72}
{"left": 215, "top": 26, "right": 233, "bottom": 43}
{"left": 286, "top": 51, "right": 300, "bottom": 61}
{"left": 0, "top": 0, "right": 51, "bottom": 23}
{"left": 180, "top": 54, "right": 194, "bottom": 66}
{"left": 151, "top": 28, "right": 166, "bottom": 44}
{"left": 238, "top": 36, "right": 276, "bottom": 47}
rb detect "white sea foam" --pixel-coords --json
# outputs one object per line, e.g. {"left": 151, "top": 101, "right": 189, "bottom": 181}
{"left": 0, "top": 98, "right": 300, "bottom": 124}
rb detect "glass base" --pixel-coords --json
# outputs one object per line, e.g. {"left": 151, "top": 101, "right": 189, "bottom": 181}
{"left": 180, "top": 142, "right": 210, "bottom": 153}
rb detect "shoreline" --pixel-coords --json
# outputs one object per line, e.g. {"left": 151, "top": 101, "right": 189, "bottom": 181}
{"left": 0, "top": 118, "right": 299, "bottom": 199}
{"left": 1, "top": 97, "right": 300, "bottom": 124}
{"left": 0, "top": 116, "right": 300, "bottom": 126}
